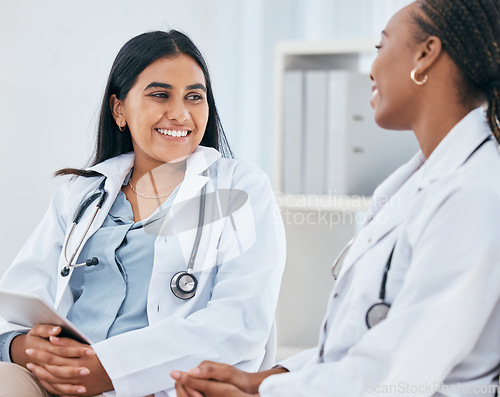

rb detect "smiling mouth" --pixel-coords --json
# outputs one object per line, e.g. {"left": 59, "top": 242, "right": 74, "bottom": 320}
{"left": 156, "top": 128, "right": 191, "bottom": 138}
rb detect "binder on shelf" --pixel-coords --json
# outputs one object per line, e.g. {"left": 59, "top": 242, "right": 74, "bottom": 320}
{"left": 303, "top": 70, "right": 328, "bottom": 195}
{"left": 282, "top": 71, "right": 304, "bottom": 194}
{"left": 326, "top": 71, "right": 419, "bottom": 196}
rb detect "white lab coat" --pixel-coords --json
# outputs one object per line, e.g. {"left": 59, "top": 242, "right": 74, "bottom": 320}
{"left": 260, "top": 108, "right": 500, "bottom": 397}
{"left": 0, "top": 146, "right": 286, "bottom": 397}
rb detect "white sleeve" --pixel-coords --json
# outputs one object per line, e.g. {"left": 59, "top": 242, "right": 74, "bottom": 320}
{"left": 277, "top": 347, "right": 319, "bottom": 372}
{"left": 93, "top": 164, "right": 287, "bottom": 397}
{"left": 0, "top": 181, "right": 73, "bottom": 335}
{"left": 260, "top": 184, "right": 500, "bottom": 397}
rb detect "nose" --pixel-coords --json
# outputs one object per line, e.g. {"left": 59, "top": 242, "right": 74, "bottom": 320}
{"left": 166, "top": 98, "right": 189, "bottom": 122}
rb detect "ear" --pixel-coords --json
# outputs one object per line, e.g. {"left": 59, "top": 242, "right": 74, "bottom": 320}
{"left": 110, "top": 94, "right": 126, "bottom": 125}
{"left": 413, "top": 35, "right": 443, "bottom": 77}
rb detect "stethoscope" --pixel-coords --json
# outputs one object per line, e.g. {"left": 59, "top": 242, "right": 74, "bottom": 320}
{"left": 331, "top": 239, "right": 395, "bottom": 329}
{"left": 60, "top": 175, "right": 208, "bottom": 300}
{"left": 329, "top": 135, "right": 494, "bottom": 329}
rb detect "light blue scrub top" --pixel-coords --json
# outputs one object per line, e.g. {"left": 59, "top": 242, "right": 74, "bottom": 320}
{"left": 67, "top": 184, "right": 178, "bottom": 342}
{"left": 0, "top": 176, "right": 181, "bottom": 361}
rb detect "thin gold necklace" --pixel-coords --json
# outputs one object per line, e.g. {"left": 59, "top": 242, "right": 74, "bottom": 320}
{"left": 127, "top": 180, "right": 175, "bottom": 199}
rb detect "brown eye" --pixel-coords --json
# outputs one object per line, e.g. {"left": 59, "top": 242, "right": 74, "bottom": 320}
{"left": 151, "top": 92, "right": 169, "bottom": 99}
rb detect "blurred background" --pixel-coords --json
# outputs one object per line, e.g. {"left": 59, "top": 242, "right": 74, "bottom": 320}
{"left": 0, "top": 0, "right": 413, "bottom": 357}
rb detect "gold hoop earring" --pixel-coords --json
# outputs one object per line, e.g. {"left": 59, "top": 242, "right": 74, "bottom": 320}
{"left": 119, "top": 124, "right": 126, "bottom": 132}
{"left": 410, "top": 68, "right": 428, "bottom": 86}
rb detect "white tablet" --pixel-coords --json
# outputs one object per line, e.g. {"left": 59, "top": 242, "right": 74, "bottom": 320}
{"left": 0, "top": 290, "right": 91, "bottom": 344}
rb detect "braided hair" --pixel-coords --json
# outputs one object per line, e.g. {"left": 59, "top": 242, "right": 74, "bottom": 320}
{"left": 411, "top": 0, "right": 500, "bottom": 142}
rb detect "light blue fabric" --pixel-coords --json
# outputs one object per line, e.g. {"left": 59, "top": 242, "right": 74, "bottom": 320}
{"left": 66, "top": 185, "right": 179, "bottom": 343}
{"left": 0, "top": 331, "right": 25, "bottom": 362}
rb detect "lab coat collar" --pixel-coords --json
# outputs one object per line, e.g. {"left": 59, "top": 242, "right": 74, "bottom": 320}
{"left": 339, "top": 108, "right": 492, "bottom": 280}
{"left": 416, "top": 107, "right": 492, "bottom": 190}
{"left": 86, "top": 146, "right": 221, "bottom": 178}
{"left": 55, "top": 146, "right": 221, "bottom": 308}
{"left": 341, "top": 154, "right": 423, "bottom": 275}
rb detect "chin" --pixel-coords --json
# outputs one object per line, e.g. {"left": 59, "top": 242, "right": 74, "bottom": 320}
{"left": 374, "top": 110, "right": 410, "bottom": 131}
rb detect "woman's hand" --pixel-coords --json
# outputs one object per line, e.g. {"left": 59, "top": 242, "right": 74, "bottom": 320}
{"left": 171, "top": 361, "right": 288, "bottom": 397}
{"left": 11, "top": 325, "right": 113, "bottom": 396}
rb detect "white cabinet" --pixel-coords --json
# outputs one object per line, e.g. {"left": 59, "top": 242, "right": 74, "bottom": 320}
{"left": 272, "top": 40, "right": 419, "bottom": 360}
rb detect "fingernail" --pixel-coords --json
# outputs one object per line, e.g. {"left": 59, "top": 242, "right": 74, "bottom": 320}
{"left": 171, "top": 371, "right": 180, "bottom": 380}
{"left": 77, "top": 387, "right": 86, "bottom": 393}
{"left": 80, "top": 368, "right": 90, "bottom": 376}
{"left": 51, "top": 327, "right": 59, "bottom": 334}
{"left": 50, "top": 336, "right": 60, "bottom": 342}
{"left": 26, "top": 363, "right": 33, "bottom": 370}
{"left": 85, "top": 349, "right": 96, "bottom": 356}
{"left": 189, "top": 367, "right": 201, "bottom": 376}
{"left": 25, "top": 349, "right": 33, "bottom": 356}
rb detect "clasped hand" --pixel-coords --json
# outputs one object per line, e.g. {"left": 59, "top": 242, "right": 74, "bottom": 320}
{"left": 11, "top": 324, "right": 112, "bottom": 397}
{"left": 171, "top": 361, "right": 288, "bottom": 397}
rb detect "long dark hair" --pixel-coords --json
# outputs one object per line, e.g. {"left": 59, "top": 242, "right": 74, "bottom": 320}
{"left": 57, "top": 30, "right": 232, "bottom": 177}
{"left": 411, "top": 0, "right": 500, "bottom": 142}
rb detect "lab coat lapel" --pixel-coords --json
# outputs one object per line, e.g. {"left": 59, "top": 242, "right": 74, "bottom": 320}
{"left": 338, "top": 108, "right": 491, "bottom": 281}
{"left": 55, "top": 153, "right": 135, "bottom": 309}
{"left": 168, "top": 147, "right": 220, "bottom": 266}
{"left": 337, "top": 152, "right": 424, "bottom": 279}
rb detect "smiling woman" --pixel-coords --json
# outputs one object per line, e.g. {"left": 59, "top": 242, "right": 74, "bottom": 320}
{"left": 171, "top": 1, "right": 500, "bottom": 396}
{"left": 0, "top": 30, "right": 286, "bottom": 397}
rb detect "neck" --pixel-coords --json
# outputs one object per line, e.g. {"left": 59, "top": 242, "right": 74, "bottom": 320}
{"left": 411, "top": 103, "right": 477, "bottom": 158}
{"left": 131, "top": 160, "right": 187, "bottom": 196}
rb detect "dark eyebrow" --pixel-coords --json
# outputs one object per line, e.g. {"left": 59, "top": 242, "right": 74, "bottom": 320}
{"left": 145, "top": 82, "right": 172, "bottom": 90}
{"left": 186, "top": 83, "right": 207, "bottom": 92}
{"left": 144, "top": 82, "right": 207, "bottom": 92}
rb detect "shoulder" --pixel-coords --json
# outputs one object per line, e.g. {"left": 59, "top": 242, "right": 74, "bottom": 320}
{"left": 211, "top": 157, "right": 271, "bottom": 187}
{"left": 51, "top": 174, "right": 105, "bottom": 213}
{"left": 407, "top": 164, "right": 500, "bottom": 244}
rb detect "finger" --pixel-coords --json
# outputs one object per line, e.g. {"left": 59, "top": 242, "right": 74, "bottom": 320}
{"left": 185, "top": 386, "right": 205, "bottom": 397}
{"left": 193, "top": 361, "right": 241, "bottom": 382}
{"left": 27, "top": 345, "right": 93, "bottom": 366}
{"left": 26, "top": 348, "right": 72, "bottom": 367}
{"left": 49, "top": 337, "right": 95, "bottom": 358}
{"left": 32, "top": 359, "right": 90, "bottom": 380}
{"left": 29, "top": 325, "right": 61, "bottom": 338}
{"left": 41, "top": 379, "right": 86, "bottom": 396}
{"left": 50, "top": 335, "right": 89, "bottom": 347}
{"left": 175, "top": 381, "right": 192, "bottom": 397}
{"left": 174, "top": 372, "right": 214, "bottom": 393}
{"left": 39, "top": 379, "right": 64, "bottom": 395}
{"left": 27, "top": 362, "right": 84, "bottom": 385}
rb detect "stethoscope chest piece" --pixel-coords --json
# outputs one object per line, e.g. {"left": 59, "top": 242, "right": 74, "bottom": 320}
{"left": 365, "top": 301, "right": 391, "bottom": 329}
{"left": 170, "top": 271, "right": 198, "bottom": 300}
{"left": 365, "top": 245, "right": 396, "bottom": 329}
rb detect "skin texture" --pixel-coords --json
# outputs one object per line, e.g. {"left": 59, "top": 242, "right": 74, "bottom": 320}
{"left": 9, "top": 54, "right": 211, "bottom": 396}
{"left": 370, "top": 2, "right": 481, "bottom": 158}
{"left": 111, "top": 53, "right": 209, "bottom": 173}
{"left": 170, "top": 361, "right": 288, "bottom": 397}
{"left": 172, "top": 2, "right": 487, "bottom": 395}
{"left": 112, "top": 53, "right": 210, "bottom": 222}
{"left": 10, "top": 325, "right": 112, "bottom": 396}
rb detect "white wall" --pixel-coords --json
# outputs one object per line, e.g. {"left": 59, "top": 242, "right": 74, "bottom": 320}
{"left": 0, "top": 0, "right": 411, "bottom": 275}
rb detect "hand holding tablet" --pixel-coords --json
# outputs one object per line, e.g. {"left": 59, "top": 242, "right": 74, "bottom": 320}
{"left": 0, "top": 290, "right": 90, "bottom": 344}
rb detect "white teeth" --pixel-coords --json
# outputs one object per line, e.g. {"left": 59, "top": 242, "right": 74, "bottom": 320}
{"left": 157, "top": 129, "right": 189, "bottom": 137}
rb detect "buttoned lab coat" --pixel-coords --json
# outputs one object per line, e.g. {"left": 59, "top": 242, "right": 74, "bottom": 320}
{"left": 0, "top": 146, "right": 286, "bottom": 397}
{"left": 260, "top": 108, "right": 500, "bottom": 397}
